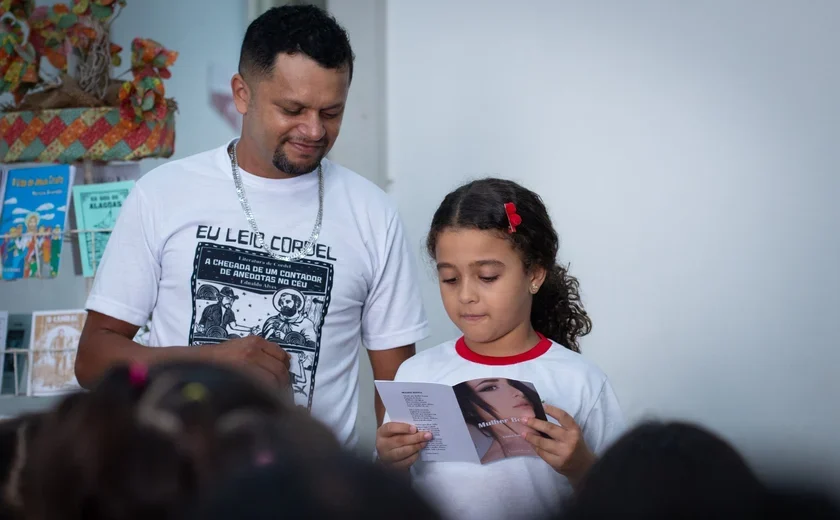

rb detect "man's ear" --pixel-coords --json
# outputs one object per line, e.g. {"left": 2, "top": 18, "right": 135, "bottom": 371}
{"left": 231, "top": 73, "right": 252, "bottom": 115}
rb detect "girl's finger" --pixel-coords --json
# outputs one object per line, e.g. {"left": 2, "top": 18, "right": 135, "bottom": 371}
{"left": 534, "top": 446, "right": 563, "bottom": 467}
{"left": 522, "top": 416, "right": 568, "bottom": 440}
{"left": 394, "top": 451, "right": 421, "bottom": 470}
{"left": 543, "top": 404, "right": 578, "bottom": 429}
{"left": 522, "top": 431, "right": 565, "bottom": 458}
{"left": 388, "top": 441, "right": 426, "bottom": 462}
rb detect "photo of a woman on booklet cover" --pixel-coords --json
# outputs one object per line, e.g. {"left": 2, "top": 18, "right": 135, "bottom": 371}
{"left": 454, "top": 378, "right": 548, "bottom": 464}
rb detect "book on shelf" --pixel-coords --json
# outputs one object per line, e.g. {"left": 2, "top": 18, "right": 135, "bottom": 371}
{"left": 0, "top": 165, "right": 75, "bottom": 280}
{"left": 2, "top": 313, "right": 31, "bottom": 395}
{"left": 0, "top": 311, "right": 7, "bottom": 354}
{"left": 72, "top": 180, "right": 135, "bottom": 277}
{"left": 28, "top": 309, "right": 86, "bottom": 397}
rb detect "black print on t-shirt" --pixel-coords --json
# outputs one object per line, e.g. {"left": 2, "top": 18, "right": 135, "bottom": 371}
{"left": 188, "top": 241, "right": 333, "bottom": 409}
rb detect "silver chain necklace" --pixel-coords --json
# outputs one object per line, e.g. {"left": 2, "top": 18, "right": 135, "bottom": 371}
{"left": 228, "top": 139, "right": 323, "bottom": 262}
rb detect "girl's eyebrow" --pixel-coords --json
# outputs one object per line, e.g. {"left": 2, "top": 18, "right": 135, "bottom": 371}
{"left": 471, "top": 260, "right": 504, "bottom": 268}
{"left": 436, "top": 260, "right": 504, "bottom": 270}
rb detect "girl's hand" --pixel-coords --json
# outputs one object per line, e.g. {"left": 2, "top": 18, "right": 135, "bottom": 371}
{"left": 521, "top": 404, "right": 596, "bottom": 488}
{"left": 375, "top": 422, "right": 432, "bottom": 470}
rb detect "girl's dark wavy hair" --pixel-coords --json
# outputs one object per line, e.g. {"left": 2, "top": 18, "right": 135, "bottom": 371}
{"left": 426, "top": 178, "right": 592, "bottom": 352}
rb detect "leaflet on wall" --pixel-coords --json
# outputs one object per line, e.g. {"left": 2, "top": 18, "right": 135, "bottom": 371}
{"left": 0, "top": 165, "right": 74, "bottom": 280}
{"left": 72, "top": 181, "right": 135, "bottom": 277}
{"left": 28, "top": 309, "right": 86, "bottom": 396}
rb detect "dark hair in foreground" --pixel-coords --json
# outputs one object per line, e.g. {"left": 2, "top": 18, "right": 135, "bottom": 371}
{"left": 0, "top": 413, "right": 46, "bottom": 520}
{"left": 22, "top": 361, "right": 339, "bottom": 520}
{"left": 239, "top": 4, "right": 354, "bottom": 82}
{"left": 454, "top": 378, "right": 543, "bottom": 440}
{"left": 761, "top": 486, "right": 840, "bottom": 519}
{"left": 562, "top": 421, "right": 767, "bottom": 519}
{"left": 188, "top": 450, "right": 442, "bottom": 520}
{"left": 427, "top": 178, "right": 592, "bottom": 351}
{"left": 0, "top": 393, "right": 87, "bottom": 520}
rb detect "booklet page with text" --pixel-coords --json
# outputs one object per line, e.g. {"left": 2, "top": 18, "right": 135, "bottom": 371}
{"left": 376, "top": 377, "right": 549, "bottom": 464}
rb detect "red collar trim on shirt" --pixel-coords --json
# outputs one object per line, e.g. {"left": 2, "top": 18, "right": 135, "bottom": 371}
{"left": 455, "top": 333, "right": 552, "bottom": 365}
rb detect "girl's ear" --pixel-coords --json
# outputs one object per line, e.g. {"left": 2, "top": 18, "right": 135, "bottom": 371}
{"left": 528, "top": 266, "right": 547, "bottom": 294}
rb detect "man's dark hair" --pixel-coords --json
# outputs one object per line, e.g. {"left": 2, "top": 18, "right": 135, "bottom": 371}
{"left": 239, "top": 5, "right": 354, "bottom": 83}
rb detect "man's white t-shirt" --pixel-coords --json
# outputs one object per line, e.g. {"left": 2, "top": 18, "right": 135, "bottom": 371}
{"left": 87, "top": 142, "right": 429, "bottom": 446}
{"left": 386, "top": 336, "right": 625, "bottom": 520}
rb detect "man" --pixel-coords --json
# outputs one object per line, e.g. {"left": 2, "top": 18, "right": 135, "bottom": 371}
{"left": 76, "top": 5, "right": 428, "bottom": 447}
{"left": 196, "top": 285, "right": 255, "bottom": 338}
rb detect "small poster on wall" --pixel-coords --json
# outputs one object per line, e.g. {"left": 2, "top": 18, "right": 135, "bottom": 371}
{"left": 72, "top": 181, "right": 135, "bottom": 277}
{"left": 28, "top": 310, "right": 86, "bottom": 397}
{"left": 0, "top": 165, "right": 75, "bottom": 280}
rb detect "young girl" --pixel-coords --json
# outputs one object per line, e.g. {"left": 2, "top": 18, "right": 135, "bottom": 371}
{"left": 376, "top": 178, "right": 625, "bottom": 520}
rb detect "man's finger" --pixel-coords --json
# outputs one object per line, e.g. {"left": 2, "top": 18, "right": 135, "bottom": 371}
{"left": 254, "top": 354, "right": 290, "bottom": 386}
{"left": 260, "top": 344, "right": 291, "bottom": 367}
{"left": 247, "top": 363, "right": 282, "bottom": 387}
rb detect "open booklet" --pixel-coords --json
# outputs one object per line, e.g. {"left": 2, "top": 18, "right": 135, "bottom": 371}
{"left": 376, "top": 378, "right": 550, "bottom": 465}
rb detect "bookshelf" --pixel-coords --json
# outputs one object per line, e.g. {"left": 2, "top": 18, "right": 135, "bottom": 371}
{"left": 0, "top": 160, "right": 133, "bottom": 416}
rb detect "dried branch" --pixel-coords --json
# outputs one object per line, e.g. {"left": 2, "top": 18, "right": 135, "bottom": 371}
{"left": 106, "top": 3, "right": 124, "bottom": 29}
{"left": 76, "top": 20, "right": 111, "bottom": 100}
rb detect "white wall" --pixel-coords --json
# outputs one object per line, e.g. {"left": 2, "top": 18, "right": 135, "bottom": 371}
{"left": 327, "top": 0, "right": 388, "bottom": 189}
{"left": 386, "top": 0, "right": 840, "bottom": 489}
{"left": 326, "top": 0, "right": 388, "bottom": 455}
{"left": 111, "top": 0, "right": 245, "bottom": 173}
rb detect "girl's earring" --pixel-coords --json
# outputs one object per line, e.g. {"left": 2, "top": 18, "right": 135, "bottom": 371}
{"left": 530, "top": 284, "right": 539, "bottom": 294}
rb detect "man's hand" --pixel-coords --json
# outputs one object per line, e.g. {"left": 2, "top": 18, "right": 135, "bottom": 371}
{"left": 208, "top": 335, "right": 291, "bottom": 388}
{"left": 76, "top": 311, "right": 291, "bottom": 391}
{"left": 375, "top": 422, "right": 431, "bottom": 470}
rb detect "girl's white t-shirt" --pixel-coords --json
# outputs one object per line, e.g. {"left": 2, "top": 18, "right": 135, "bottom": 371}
{"left": 387, "top": 336, "right": 625, "bottom": 520}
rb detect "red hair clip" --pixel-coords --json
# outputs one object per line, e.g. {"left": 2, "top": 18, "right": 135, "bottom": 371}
{"left": 504, "top": 203, "right": 522, "bottom": 233}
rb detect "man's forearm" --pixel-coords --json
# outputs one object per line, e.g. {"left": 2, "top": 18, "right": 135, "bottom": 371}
{"left": 75, "top": 330, "right": 201, "bottom": 389}
{"left": 375, "top": 391, "right": 386, "bottom": 426}
{"left": 368, "top": 344, "right": 417, "bottom": 426}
